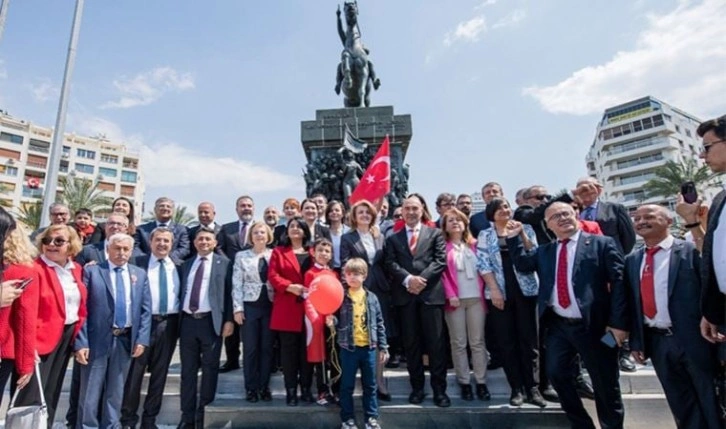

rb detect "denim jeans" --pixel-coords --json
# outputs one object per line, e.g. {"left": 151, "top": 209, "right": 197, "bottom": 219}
{"left": 339, "top": 347, "right": 378, "bottom": 422}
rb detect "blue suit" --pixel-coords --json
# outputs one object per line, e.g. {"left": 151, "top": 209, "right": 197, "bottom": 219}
{"left": 75, "top": 262, "right": 152, "bottom": 429}
{"left": 468, "top": 211, "right": 490, "bottom": 240}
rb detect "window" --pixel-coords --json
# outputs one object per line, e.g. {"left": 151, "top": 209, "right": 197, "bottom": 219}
{"left": 686, "top": 129, "right": 692, "bottom": 137}
{"left": 75, "top": 163, "right": 94, "bottom": 174}
{"left": 0, "top": 132, "right": 23, "bottom": 144}
{"left": 121, "top": 171, "right": 137, "bottom": 183}
{"left": 100, "top": 153, "right": 118, "bottom": 164}
{"left": 99, "top": 167, "right": 117, "bottom": 177}
{"left": 2, "top": 166, "right": 18, "bottom": 177}
{"left": 62, "top": 146, "right": 70, "bottom": 154}
{"left": 77, "top": 149, "right": 96, "bottom": 159}
{"left": 28, "top": 139, "right": 50, "bottom": 153}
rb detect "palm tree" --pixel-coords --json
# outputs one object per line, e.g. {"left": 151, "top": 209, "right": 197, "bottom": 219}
{"left": 643, "top": 159, "right": 722, "bottom": 199}
{"left": 16, "top": 200, "right": 43, "bottom": 231}
{"left": 142, "top": 205, "right": 196, "bottom": 227}
{"left": 58, "top": 175, "right": 114, "bottom": 214}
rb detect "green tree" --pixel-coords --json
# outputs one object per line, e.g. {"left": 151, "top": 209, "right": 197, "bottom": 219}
{"left": 16, "top": 200, "right": 43, "bottom": 231}
{"left": 143, "top": 205, "right": 196, "bottom": 227}
{"left": 643, "top": 159, "right": 721, "bottom": 199}
{"left": 58, "top": 175, "right": 114, "bottom": 214}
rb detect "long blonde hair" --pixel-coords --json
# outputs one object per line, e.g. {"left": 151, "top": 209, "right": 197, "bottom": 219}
{"left": 5, "top": 228, "right": 37, "bottom": 266}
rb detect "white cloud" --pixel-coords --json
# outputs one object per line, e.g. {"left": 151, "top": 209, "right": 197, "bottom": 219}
{"left": 28, "top": 79, "right": 59, "bottom": 103}
{"left": 474, "top": 0, "right": 497, "bottom": 10}
{"left": 0, "top": 59, "right": 7, "bottom": 80}
{"left": 444, "top": 15, "right": 487, "bottom": 46}
{"left": 522, "top": 0, "right": 726, "bottom": 116}
{"left": 101, "top": 66, "right": 195, "bottom": 109}
{"left": 492, "top": 9, "right": 526, "bottom": 29}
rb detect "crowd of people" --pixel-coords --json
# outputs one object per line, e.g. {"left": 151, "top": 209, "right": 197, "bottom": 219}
{"left": 1, "top": 115, "right": 726, "bottom": 429}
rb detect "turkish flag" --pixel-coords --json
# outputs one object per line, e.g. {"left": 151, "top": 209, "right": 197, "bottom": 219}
{"left": 349, "top": 135, "right": 391, "bottom": 206}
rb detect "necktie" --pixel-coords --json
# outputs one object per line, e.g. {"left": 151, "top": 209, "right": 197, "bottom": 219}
{"left": 556, "top": 239, "right": 571, "bottom": 309}
{"left": 239, "top": 222, "right": 248, "bottom": 246}
{"left": 158, "top": 259, "right": 168, "bottom": 315}
{"left": 641, "top": 246, "right": 661, "bottom": 319}
{"left": 189, "top": 256, "right": 206, "bottom": 313}
{"left": 159, "top": 223, "right": 168, "bottom": 228}
{"left": 581, "top": 207, "right": 594, "bottom": 221}
{"left": 114, "top": 267, "right": 127, "bottom": 328}
{"left": 408, "top": 228, "right": 418, "bottom": 255}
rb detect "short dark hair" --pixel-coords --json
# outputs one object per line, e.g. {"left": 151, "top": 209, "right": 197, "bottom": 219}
{"left": 313, "top": 237, "right": 333, "bottom": 250}
{"left": 485, "top": 197, "right": 510, "bottom": 222}
{"left": 435, "top": 192, "right": 456, "bottom": 207}
{"left": 75, "top": 208, "right": 93, "bottom": 218}
{"left": 195, "top": 226, "right": 217, "bottom": 238}
{"left": 697, "top": 115, "right": 726, "bottom": 139}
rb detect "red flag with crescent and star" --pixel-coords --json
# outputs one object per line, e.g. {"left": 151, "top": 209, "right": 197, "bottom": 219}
{"left": 349, "top": 135, "right": 390, "bottom": 206}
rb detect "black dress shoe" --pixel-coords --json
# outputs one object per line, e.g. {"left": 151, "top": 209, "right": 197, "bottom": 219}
{"left": 300, "top": 387, "right": 315, "bottom": 403}
{"left": 260, "top": 388, "right": 272, "bottom": 402}
{"left": 377, "top": 389, "right": 392, "bottom": 402}
{"left": 408, "top": 389, "right": 426, "bottom": 404}
{"left": 476, "top": 383, "right": 491, "bottom": 401}
{"left": 575, "top": 379, "right": 595, "bottom": 400}
{"left": 460, "top": 383, "right": 473, "bottom": 401}
{"left": 541, "top": 385, "right": 559, "bottom": 402}
{"left": 219, "top": 362, "right": 240, "bottom": 373}
{"left": 286, "top": 388, "right": 298, "bottom": 406}
{"left": 487, "top": 359, "right": 502, "bottom": 371}
{"left": 509, "top": 390, "right": 524, "bottom": 406}
{"left": 245, "top": 390, "right": 259, "bottom": 403}
{"left": 619, "top": 355, "right": 637, "bottom": 372}
{"left": 527, "top": 387, "right": 547, "bottom": 408}
{"left": 433, "top": 392, "right": 451, "bottom": 408}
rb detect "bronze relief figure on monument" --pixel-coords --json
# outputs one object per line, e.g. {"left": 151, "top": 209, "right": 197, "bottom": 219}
{"left": 301, "top": 2, "right": 412, "bottom": 212}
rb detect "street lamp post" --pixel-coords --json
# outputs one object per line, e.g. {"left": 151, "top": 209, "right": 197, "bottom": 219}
{"left": 40, "top": 0, "right": 85, "bottom": 228}
{"left": 0, "top": 0, "right": 10, "bottom": 45}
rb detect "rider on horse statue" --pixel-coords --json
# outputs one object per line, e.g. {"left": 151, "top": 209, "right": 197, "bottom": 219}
{"left": 335, "top": 1, "right": 381, "bottom": 108}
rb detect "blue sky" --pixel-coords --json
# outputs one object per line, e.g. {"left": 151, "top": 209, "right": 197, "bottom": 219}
{"left": 0, "top": 0, "right": 724, "bottom": 223}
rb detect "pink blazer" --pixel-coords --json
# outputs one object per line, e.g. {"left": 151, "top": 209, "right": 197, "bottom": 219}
{"left": 441, "top": 241, "right": 486, "bottom": 312}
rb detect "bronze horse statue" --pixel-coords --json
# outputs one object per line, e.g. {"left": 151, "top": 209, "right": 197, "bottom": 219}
{"left": 335, "top": 1, "right": 380, "bottom": 108}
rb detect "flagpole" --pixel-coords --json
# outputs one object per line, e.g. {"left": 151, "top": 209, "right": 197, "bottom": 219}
{"left": 0, "top": 0, "right": 10, "bottom": 45}
{"left": 40, "top": 0, "right": 85, "bottom": 228}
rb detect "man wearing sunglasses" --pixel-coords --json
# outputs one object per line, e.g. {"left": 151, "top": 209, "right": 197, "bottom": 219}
{"left": 30, "top": 202, "right": 71, "bottom": 241}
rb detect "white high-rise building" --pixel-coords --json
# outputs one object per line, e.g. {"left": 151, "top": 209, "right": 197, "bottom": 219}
{"left": 585, "top": 96, "right": 718, "bottom": 215}
{"left": 0, "top": 109, "right": 145, "bottom": 223}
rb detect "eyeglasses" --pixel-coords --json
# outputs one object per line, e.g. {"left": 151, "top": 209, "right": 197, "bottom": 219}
{"left": 702, "top": 139, "right": 726, "bottom": 154}
{"left": 50, "top": 212, "right": 69, "bottom": 217}
{"left": 107, "top": 221, "right": 129, "bottom": 227}
{"left": 546, "top": 211, "right": 575, "bottom": 223}
{"left": 41, "top": 237, "right": 69, "bottom": 246}
{"left": 532, "top": 195, "right": 549, "bottom": 201}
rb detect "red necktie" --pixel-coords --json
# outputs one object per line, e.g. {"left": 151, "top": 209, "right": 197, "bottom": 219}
{"left": 408, "top": 228, "right": 418, "bottom": 255}
{"left": 641, "top": 247, "right": 661, "bottom": 319}
{"left": 556, "top": 239, "right": 571, "bottom": 308}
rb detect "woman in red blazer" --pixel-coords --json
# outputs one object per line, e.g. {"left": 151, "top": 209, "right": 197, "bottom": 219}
{"left": 0, "top": 210, "right": 40, "bottom": 395}
{"left": 14, "top": 224, "right": 87, "bottom": 424}
{"left": 269, "top": 217, "right": 314, "bottom": 406}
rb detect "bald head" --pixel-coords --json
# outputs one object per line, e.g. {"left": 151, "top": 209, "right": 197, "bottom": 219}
{"left": 633, "top": 204, "right": 671, "bottom": 244}
{"left": 544, "top": 202, "right": 579, "bottom": 239}
{"left": 197, "top": 202, "right": 216, "bottom": 227}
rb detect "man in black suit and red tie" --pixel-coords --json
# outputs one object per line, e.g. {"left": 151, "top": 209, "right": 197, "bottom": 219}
{"left": 507, "top": 201, "right": 628, "bottom": 429}
{"left": 625, "top": 204, "right": 720, "bottom": 429}
{"left": 384, "top": 195, "right": 450, "bottom": 407}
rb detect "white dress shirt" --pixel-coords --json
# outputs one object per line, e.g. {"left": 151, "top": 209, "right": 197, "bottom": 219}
{"left": 550, "top": 230, "right": 583, "bottom": 319}
{"left": 40, "top": 254, "right": 81, "bottom": 325}
{"left": 183, "top": 254, "right": 213, "bottom": 314}
{"left": 713, "top": 187, "right": 726, "bottom": 294}
{"left": 108, "top": 261, "right": 133, "bottom": 328}
{"left": 403, "top": 222, "right": 422, "bottom": 288}
{"left": 147, "top": 256, "right": 180, "bottom": 315}
{"left": 640, "top": 236, "right": 674, "bottom": 328}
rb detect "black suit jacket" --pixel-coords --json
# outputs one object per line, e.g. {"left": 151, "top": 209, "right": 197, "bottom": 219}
{"left": 186, "top": 223, "right": 222, "bottom": 261}
{"left": 340, "top": 231, "right": 390, "bottom": 295}
{"left": 383, "top": 225, "right": 446, "bottom": 306}
{"left": 75, "top": 241, "right": 143, "bottom": 266}
{"left": 179, "top": 254, "right": 233, "bottom": 336}
{"left": 591, "top": 201, "right": 636, "bottom": 255}
{"left": 513, "top": 193, "right": 574, "bottom": 245}
{"left": 469, "top": 211, "right": 490, "bottom": 240}
{"left": 218, "top": 221, "right": 249, "bottom": 260}
{"left": 702, "top": 189, "right": 726, "bottom": 324}
{"left": 508, "top": 231, "right": 629, "bottom": 334}
{"left": 134, "top": 221, "right": 190, "bottom": 265}
{"left": 625, "top": 239, "right": 716, "bottom": 368}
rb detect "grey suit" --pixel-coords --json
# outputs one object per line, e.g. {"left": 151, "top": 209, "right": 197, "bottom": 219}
{"left": 178, "top": 254, "right": 232, "bottom": 427}
{"left": 625, "top": 238, "right": 720, "bottom": 429}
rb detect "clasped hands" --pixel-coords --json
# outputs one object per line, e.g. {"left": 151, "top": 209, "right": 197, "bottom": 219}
{"left": 407, "top": 276, "right": 427, "bottom": 295}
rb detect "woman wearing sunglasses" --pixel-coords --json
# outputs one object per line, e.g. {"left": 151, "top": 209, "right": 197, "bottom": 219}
{"left": 13, "top": 225, "right": 87, "bottom": 424}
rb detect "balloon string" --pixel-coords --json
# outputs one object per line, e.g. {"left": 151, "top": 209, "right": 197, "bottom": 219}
{"left": 327, "top": 328, "right": 342, "bottom": 388}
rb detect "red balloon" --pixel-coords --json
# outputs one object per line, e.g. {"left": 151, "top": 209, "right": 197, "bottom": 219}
{"left": 308, "top": 274, "right": 344, "bottom": 315}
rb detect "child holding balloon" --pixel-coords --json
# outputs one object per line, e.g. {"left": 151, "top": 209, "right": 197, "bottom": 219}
{"left": 326, "top": 258, "right": 389, "bottom": 429}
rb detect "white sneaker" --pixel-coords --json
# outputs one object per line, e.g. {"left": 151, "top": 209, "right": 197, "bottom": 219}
{"left": 341, "top": 419, "right": 358, "bottom": 429}
{"left": 365, "top": 417, "right": 382, "bottom": 429}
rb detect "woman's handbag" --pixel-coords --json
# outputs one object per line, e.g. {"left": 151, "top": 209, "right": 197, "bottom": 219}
{"left": 5, "top": 361, "right": 48, "bottom": 429}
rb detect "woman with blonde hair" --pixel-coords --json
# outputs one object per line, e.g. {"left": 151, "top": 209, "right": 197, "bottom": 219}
{"left": 340, "top": 199, "right": 394, "bottom": 400}
{"left": 0, "top": 208, "right": 40, "bottom": 395}
{"left": 14, "top": 224, "right": 87, "bottom": 423}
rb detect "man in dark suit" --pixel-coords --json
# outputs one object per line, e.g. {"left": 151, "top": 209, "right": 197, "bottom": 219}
{"left": 507, "top": 201, "right": 628, "bottom": 429}
{"left": 121, "top": 227, "right": 181, "bottom": 429}
{"left": 469, "top": 182, "right": 502, "bottom": 238}
{"left": 217, "top": 195, "right": 255, "bottom": 372}
{"left": 625, "top": 204, "right": 720, "bottom": 429}
{"left": 187, "top": 202, "right": 222, "bottom": 261}
{"left": 383, "top": 195, "right": 450, "bottom": 407}
{"left": 134, "top": 197, "right": 190, "bottom": 264}
{"left": 75, "top": 233, "right": 152, "bottom": 429}
{"left": 178, "top": 227, "right": 234, "bottom": 429}
{"left": 434, "top": 192, "right": 455, "bottom": 228}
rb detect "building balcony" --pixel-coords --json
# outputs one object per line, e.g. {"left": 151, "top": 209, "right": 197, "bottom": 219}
{"left": 25, "top": 160, "right": 48, "bottom": 170}
{"left": 597, "top": 125, "right": 671, "bottom": 150}
{"left": 607, "top": 159, "right": 668, "bottom": 177}
{"left": 28, "top": 144, "right": 50, "bottom": 154}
